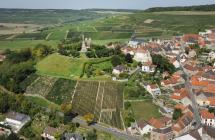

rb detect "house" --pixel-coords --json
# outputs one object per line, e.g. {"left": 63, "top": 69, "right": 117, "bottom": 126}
{"left": 170, "top": 58, "right": 180, "bottom": 69}
{"left": 0, "top": 127, "right": 11, "bottom": 137}
{"left": 62, "top": 133, "right": 84, "bottom": 140}
{"left": 121, "top": 47, "right": 135, "bottom": 55}
{"left": 161, "top": 74, "right": 184, "bottom": 89}
{"left": 171, "top": 88, "right": 192, "bottom": 106}
{"left": 208, "top": 51, "right": 215, "bottom": 61}
{"left": 174, "top": 125, "right": 215, "bottom": 140}
{"left": 172, "top": 111, "right": 194, "bottom": 136}
{"left": 143, "top": 83, "right": 161, "bottom": 97}
{"left": 136, "top": 120, "right": 153, "bottom": 135}
{"left": 148, "top": 117, "right": 172, "bottom": 129}
{"left": 128, "top": 41, "right": 139, "bottom": 48}
{"left": 150, "top": 127, "right": 174, "bottom": 140}
{"left": 142, "top": 61, "right": 156, "bottom": 73}
{"left": 182, "top": 34, "right": 200, "bottom": 45}
{"left": 0, "top": 54, "right": 6, "bottom": 62}
{"left": 188, "top": 50, "right": 197, "bottom": 58}
{"left": 3, "top": 111, "right": 31, "bottom": 133}
{"left": 112, "top": 65, "right": 127, "bottom": 75}
{"left": 200, "top": 109, "right": 215, "bottom": 127}
{"left": 133, "top": 47, "right": 152, "bottom": 63}
{"left": 183, "top": 64, "right": 198, "bottom": 75}
{"left": 41, "top": 126, "right": 58, "bottom": 140}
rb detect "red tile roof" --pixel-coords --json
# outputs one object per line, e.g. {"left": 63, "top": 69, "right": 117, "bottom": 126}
{"left": 203, "top": 84, "right": 215, "bottom": 94}
{"left": 200, "top": 109, "right": 215, "bottom": 119}
{"left": 171, "top": 88, "right": 189, "bottom": 100}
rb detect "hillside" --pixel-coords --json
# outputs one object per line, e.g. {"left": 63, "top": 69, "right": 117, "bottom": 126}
{"left": 145, "top": 4, "right": 215, "bottom": 12}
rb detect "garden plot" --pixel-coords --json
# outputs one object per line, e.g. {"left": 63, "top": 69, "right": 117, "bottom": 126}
{"left": 71, "top": 81, "right": 124, "bottom": 129}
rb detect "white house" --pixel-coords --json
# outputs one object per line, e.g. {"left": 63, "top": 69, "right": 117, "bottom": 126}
{"left": 200, "top": 109, "right": 215, "bottom": 127}
{"left": 171, "top": 88, "right": 192, "bottom": 106}
{"left": 143, "top": 83, "right": 161, "bottom": 97}
{"left": 4, "top": 111, "right": 31, "bottom": 133}
{"left": 142, "top": 61, "right": 156, "bottom": 73}
{"left": 41, "top": 126, "right": 58, "bottom": 140}
{"left": 137, "top": 120, "right": 153, "bottom": 135}
{"left": 133, "top": 47, "right": 152, "bottom": 63}
{"left": 112, "top": 65, "right": 127, "bottom": 75}
{"left": 128, "top": 41, "right": 139, "bottom": 48}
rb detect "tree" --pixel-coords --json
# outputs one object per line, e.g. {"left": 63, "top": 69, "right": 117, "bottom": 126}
{"left": 83, "top": 113, "right": 95, "bottom": 125}
{"left": 33, "top": 44, "right": 53, "bottom": 58}
{"left": 111, "top": 55, "right": 122, "bottom": 67}
{"left": 125, "top": 53, "right": 133, "bottom": 63}
{"left": 86, "top": 129, "right": 97, "bottom": 140}
{"left": 61, "top": 102, "right": 72, "bottom": 115}
{"left": 173, "top": 108, "right": 183, "bottom": 120}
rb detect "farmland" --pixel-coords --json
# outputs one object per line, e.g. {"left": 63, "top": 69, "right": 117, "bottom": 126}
{"left": 72, "top": 81, "right": 124, "bottom": 129}
{"left": 24, "top": 75, "right": 124, "bottom": 129}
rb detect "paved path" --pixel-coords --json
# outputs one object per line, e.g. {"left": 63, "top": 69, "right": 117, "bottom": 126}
{"left": 72, "top": 117, "right": 141, "bottom": 140}
{"left": 177, "top": 50, "right": 201, "bottom": 127}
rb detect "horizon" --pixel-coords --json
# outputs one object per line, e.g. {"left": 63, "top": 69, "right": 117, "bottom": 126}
{"left": 0, "top": 0, "right": 214, "bottom": 10}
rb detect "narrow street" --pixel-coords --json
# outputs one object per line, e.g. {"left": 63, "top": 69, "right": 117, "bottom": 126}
{"left": 72, "top": 117, "right": 141, "bottom": 140}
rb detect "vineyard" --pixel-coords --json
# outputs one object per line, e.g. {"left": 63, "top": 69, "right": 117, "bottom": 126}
{"left": 14, "top": 32, "right": 48, "bottom": 40}
{"left": 24, "top": 75, "right": 124, "bottom": 129}
{"left": 72, "top": 81, "right": 124, "bottom": 129}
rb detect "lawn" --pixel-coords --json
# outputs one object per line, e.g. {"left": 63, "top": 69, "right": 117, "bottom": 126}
{"left": 131, "top": 100, "right": 162, "bottom": 121}
{"left": 25, "top": 96, "right": 60, "bottom": 110}
{"left": 0, "top": 40, "right": 59, "bottom": 50}
{"left": 36, "top": 53, "right": 113, "bottom": 80}
{"left": 92, "top": 38, "right": 129, "bottom": 45}
{"left": 36, "top": 53, "right": 88, "bottom": 78}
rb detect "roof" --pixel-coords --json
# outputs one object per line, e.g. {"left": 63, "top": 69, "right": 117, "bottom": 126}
{"left": 191, "top": 76, "right": 210, "bottom": 87}
{"left": 173, "top": 111, "right": 194, "bottom": 132}
{"left": 148, "top": 117, "right": 171, "bottom": 129}
{"left": 63, "top": 133, "right": 83, "bottom": 140}
{"left": 200, "top": 109, "right": 215, "bottom": 119}
{"left": 114, "top": 65, "right": 127, "bottom": 71}
{"left": 137, "top": 120, "right": 149, "bottom": 129}
{"left": 6, "top": 111, "right": 30, "bottom": 122}
{"left": 43, "top": 126, "right": 58, "bottom": 136}
{"left": 171, "top": 88, "right": 189, "bottom": 100}
{"left": 208, "top": 98, "right": 215, "bottom": 106}
{"left": 184, "top": 64, "right": 196, "bottom": 72}
{"left": 182, "top": 34, "right": 200, "bottom": 42}
{"left": 202, "top": 125, "right": 215, "bottom": 138}
{"left": 153, "top": 127, "right": 172, "bottom": 134}
{"left": 203, "top": 84, "right": 215, "bottom": 94}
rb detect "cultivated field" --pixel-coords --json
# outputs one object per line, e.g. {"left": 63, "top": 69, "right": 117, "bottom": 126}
{"left": 72, "top": 81, "right": 124, "bottom": 129}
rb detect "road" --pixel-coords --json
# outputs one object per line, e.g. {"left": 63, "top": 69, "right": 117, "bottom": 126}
{"left": 177, "top": 50, "right": 201, "bottom": 127}
{"left": 72, "top": 117, "right": 141, "bottom": 140}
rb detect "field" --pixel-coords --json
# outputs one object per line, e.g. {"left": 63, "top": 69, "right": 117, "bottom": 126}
{"left": 0, "top": 40, "right": 59, "bottom": 50}
{"left": 26, "top": 96, "right": 60, "bottom": 109}
{"left": 36, "top": 53, "right": 88, "bottom": 78}
{"left": 72, "top": 81, "right": 124, "bottom": 129}
{"left": 36, "top": 53, "right": 112, "bottom": 80}
{"left": 130, "top": 101, "right": 162, "bottom": 121}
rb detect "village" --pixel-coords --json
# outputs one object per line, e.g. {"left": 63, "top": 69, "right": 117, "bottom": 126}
{"left": 109, "top": 29, "right": 215, "bottom": 140}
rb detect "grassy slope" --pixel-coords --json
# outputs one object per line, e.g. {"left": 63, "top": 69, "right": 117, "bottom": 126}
{"left": 0, "top": 40, "right": 59, "bottom": 50}
{"left": 131, "top": 101, "right": 162, "bottom": 121}
{"left": 36, "top": 53, "right": 88, "bottom": 78}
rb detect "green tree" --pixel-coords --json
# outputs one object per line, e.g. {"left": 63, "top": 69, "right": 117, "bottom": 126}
{"left": 111, "top": 55, "right": 122, "bottom": 67}
{"left": 173, "top": 108, "right": 183, "bottom": 120}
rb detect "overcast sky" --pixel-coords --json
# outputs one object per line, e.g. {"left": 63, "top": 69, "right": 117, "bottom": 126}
{"left": 0, "top": 0, "right": 214, "bottom": 9}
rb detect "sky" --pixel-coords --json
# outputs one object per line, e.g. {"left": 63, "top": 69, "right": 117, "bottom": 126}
{"left": 0, "top": 0, "right": 214, "bottom": 10}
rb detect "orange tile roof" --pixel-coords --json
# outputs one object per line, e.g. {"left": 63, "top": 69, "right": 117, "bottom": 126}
{"left": 175, "top": 104, "right": 186, "bottom": 111}
{"left": 171, "top": 88, "right": 189, "bottom": 100}
{"left": 203, "top": 84, "right": 215, "bottom": 94}
{"left": 208, "top": 98, "right": 215, "bottom": 106}
{"left": 191, "top": 76, "right": 210, "bottom": 87}
{"left": 148, "top": 118, "right": 165, "bottom": 129}
{"left": 172, "top": 111, "right": 193, "bottom": 132}
{"left": 200, "top": 109, "right": 215, "bottom": 119}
